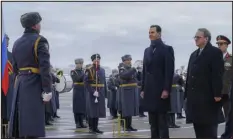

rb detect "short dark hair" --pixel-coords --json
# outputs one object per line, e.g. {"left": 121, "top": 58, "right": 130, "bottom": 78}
{"left": 197, "top": 28, "right": 211, "bottom": 42}
{"left": 150, "top": 25, "right": 162, "bottom": 33}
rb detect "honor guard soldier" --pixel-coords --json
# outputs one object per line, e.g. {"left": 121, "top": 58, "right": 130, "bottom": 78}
{"left": 85, "top": 54, "right": 107, "bottom": 134}
{"left": 118, "top": 54, "right": 139, "bottom": 131}
{"left": 8, "top": 12, "right": 52, "bottom": 138}
{"left": 50, "top": 66, "right": 60, "bottom": 120}
{"left": 217, "top": 35, "right": 233, "bottom": 139}
{"left": 45, "top": 66, "right": 57, "bottom": 126}
{"left": 216, "top": 35, "right": 232, "bottom": 119}
{"left": 107, "top": 69, "right": 119, "bottom": 119}
{"left": 70, "top": 58, "right": 87, "bottom": 129}
{"left": 136, "top": 66, "right": 146, "bottom": 117}
{"left": 168, "top": 70, "right": 185, "bottom": 128}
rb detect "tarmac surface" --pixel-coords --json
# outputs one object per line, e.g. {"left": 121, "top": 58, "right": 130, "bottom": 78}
{"left": 45, "top": 91, "right": 226, "bottom": 138}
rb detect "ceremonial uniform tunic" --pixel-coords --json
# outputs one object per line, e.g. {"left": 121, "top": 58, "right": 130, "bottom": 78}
{"left": 222, "top": 53, "right": 232, "bottom": 118}
{"left": 71, "top": 69, "right": 86, "bottom": 114}
{"left": 107, "top": 74, "right": 119, "bottom": 110}
{"left": 85, "top": 65, "right": 106, "bottom": 118}
{"left": 136, "top": 71, "right": 143, "bottom": 110}
{"left": 170, "top": 73, "right": 184, "bottom": 113}
{"left": 119, "top": 66, "right": 139, "bottom": 117}
{"left": 51, "top": 73, "right": 60, "bottom": 114}
{"left": 8, "top": 29, "right": 51, "bottom": 137}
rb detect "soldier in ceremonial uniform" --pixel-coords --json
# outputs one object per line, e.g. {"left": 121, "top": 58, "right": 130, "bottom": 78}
{"left": 70, "top": 58, "right": 87, "bottom": 128}
{"left": 8, "top": 12, "right": 52, "bottom": 138}
{"left": 85, "top": 54, "right": 107, "bottom": 134}
{"left": 50, "top": 66, "right": 60, "bottom": 121}
{"left": 45, "top": 66, "right": 57, "bottom": 125}
{"left": 217, "top": 35, "right": 233, "bottom": 139}
{"left": 136, "top": 66, "right": 146, "bottom": 117}
{"left": 168, "top": 71, "right": 184, "bottom": 128}
{"left": 216, "top": 35, "right": 232, "bottom": 119}
{"left": 118, "top": 54, "right": 139, "bottom": 131}
{"left": 107, "top": 69, "right": 119, "bottom": 119}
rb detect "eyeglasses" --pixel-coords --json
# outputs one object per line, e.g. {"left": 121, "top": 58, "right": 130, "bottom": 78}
{"left": 194, "top": 36, "right": 203, "bottom": 39}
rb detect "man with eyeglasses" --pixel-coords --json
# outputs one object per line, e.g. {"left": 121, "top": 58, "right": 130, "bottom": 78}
{"left": 184, "top": 28, "right": 224, "bottom": 138}
{"left": 217, "top": 35, "right": 233, "bottom": 139}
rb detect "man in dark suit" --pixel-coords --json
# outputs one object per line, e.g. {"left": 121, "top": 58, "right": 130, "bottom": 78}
{"left": 185, "top": 28, "right": 224, "bottom": 138}
{"left": 141, "top": 25, "right": 174, "bottom": 138}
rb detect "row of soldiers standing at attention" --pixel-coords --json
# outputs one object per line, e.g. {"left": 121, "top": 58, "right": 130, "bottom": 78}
{"left": 71, "top": 54, "right": 142, "bottom": 133}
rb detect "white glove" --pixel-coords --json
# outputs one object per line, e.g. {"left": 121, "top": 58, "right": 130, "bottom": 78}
{"left": 93, "top": 91, "right": 99, "bottom": 97}
{"left": 42, "top": 92, "right": 52, "bottom": 102}
{"left": 95, "top": 98, "right": 98, "bottom": 103}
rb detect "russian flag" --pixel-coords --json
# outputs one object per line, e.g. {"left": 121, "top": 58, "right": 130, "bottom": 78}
{"left": 1, "top": 19, "right": 9, "bottom": 96}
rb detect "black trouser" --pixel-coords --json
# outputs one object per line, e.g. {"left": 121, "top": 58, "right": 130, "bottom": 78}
{"left": 121, "top": 116, "right": 132, "bottom": 128}
{"left": 139, "top": 106, "right": 144, "bottom": 115}
{"left": 148, "top": 112, "right": 169, "bottom": 138}
{"left": 88, "top": 118, "right": 99, "bottom": 130}
{"left": 74, "top": 113, "right": 84, "bottom": 125}
{"left": 110, "top": 108, "right": 118, "bottom": 117}
{"left": 45, "top": 112, "right": 51, "bottom": 123}
{"left": 193, "top": 123, "right": 218, "bottom": 138}
{"left": 223, "top": 100, "right": 230, "bottom": 120}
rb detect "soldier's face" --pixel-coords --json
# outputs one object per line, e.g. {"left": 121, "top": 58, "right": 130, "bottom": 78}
{"left": 76, "top": 63, "right": 83, "bottom": 68}
{"left": 194, "top": 31, "right": 208, "bottom": 47}
{"left": 149, "top": 27, "right": 160, "bottom": 40}
{"left": 93, "top": 58, "right": 100, "bottom": 65}
{"left": 217, "top": 42, "right": 228, "bottom": 53}
{"left": 32, "top": 23, "right": 41, "bottom": 33}
{"left": 125, "top": 60, "right": 131, "bottom": 66}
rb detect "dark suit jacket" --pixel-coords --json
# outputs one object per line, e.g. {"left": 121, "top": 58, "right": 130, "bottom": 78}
{"left": 141, "top": 40, "right": 174, "bottom": 112}
{"left": 184, "top": 42, "right": 224, "bottom": 124}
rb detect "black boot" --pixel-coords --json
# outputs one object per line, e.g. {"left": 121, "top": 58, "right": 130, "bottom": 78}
{"left": 128, "top": 117, "right": 137, "bottom": 131}
{"left": 88, "top": 118, "right": 96, "bottom": 134}
{"left": 78, "top": 114, "right": 87, "bottom": 128}
{"left": 54, "top": 112, "right": 60, "bottom": 118}
{"left": 94, "top": 118, "right": 103, "bottom": 134}
{"left": 139, "top": 107, "right": 147, "bottom": 117}
{"left": 74, "top": 114, "right": 81, "bottom": 128}
{"left": 170, "top": 113, "right": 180, "bottom": 128}
{"left": 45, "top": 113, "right": 53, "bottom": 125}
{"left": 177, "top": 113, "right": 185, "bottom": 119}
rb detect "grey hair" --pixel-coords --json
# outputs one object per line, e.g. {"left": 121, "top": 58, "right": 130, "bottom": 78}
{"left": 197, "top": 28, "right": 211, "bottom": 42}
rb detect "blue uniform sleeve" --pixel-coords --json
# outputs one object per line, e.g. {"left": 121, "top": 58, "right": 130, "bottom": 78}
{"left": 163, "top": 46, "right": 175, "bottom": 93}
{"left": 37, "top": 36, "right": 52, "bottom": 92}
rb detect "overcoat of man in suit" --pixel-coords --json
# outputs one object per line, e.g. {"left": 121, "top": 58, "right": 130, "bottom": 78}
{"left": 185, "top": 28, "right": 224, "bottom": 138}
{"left": 141, "top": 25, "right": 174, "bottom": 138}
